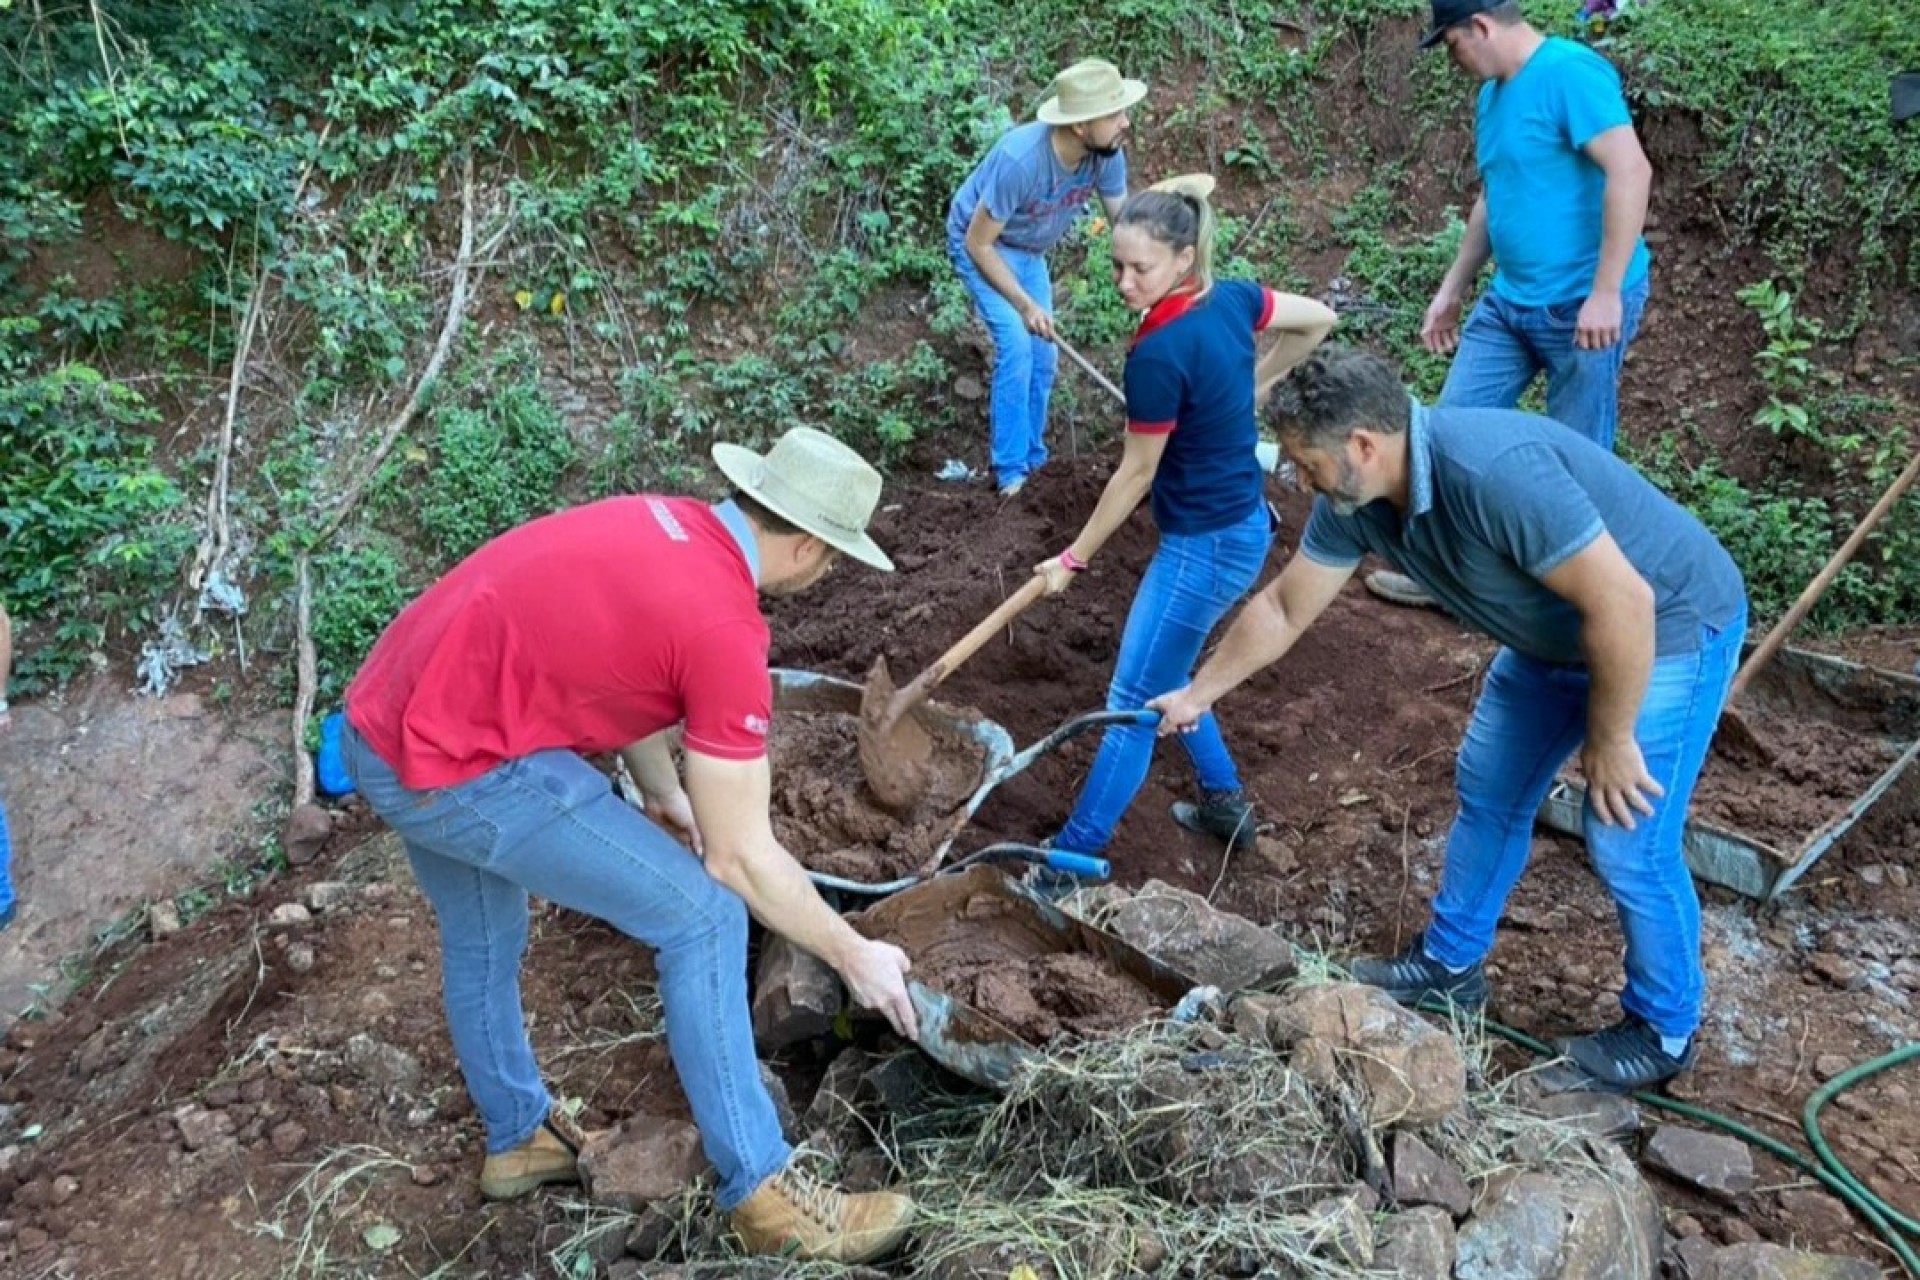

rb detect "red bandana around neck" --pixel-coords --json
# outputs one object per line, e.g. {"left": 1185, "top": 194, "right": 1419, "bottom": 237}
{"left": 1131, "top": 286, "right": 1203, "bottom": 348}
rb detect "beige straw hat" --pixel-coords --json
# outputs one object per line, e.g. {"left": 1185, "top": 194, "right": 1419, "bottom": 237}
{"left": 1036, "top": 58, "right": 1149, "bottom": 126}
{"left": 711, "top": 427, "right": 894, "bottom": 571}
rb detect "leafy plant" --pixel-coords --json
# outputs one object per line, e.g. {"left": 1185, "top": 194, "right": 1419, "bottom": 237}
{"left": 1735, "top": 280, "right": 1824, "bottom": 440}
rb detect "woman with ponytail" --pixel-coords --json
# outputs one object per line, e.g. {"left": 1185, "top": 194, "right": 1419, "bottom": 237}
{"left": 1030, "top": 175, "right": 1337, "bottom": 871}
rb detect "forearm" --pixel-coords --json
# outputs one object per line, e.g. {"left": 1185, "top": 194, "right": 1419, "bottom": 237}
{"left": 966, "top": 235, "right": 1037, "bottom": 314}
{"left": 709, "top": 838, "right": 866, "bottom": 970}
{"left": 618, "top": 731, "right": 681, "bottom": 798}
{"left": 1067, "top": 460, "right": 1154, "bottom": 562}
{"left": 1444, "top": 196, "right": 1493, "bottom": 292}
{"left": 1580, "top": 600, "right": 1654, "bottom": 748}
{"left": 1187, "top": 583, "right": 1303, "bottom": 706}
{"left": 1590, "top": 168, "right": 1650, "bottom": 294}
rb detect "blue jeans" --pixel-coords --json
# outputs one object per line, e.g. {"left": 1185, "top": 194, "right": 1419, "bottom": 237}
{"left": 950, "top": 239, "right": 1057, "bottom": 488}
{"left": 0, "top": 794, "right": 13, "bottom": 920}
{"left": 1422, "top": 607, "right": 1746, "bottom": 1040}
{"left": 1440, "top": 277, "right": 1650, "bottom": 450}
{"left": 1058, "top": 506, "right": 1274, "bottom": 854}
{"left": 341, "top": 722, "right": 789, "bottom": 1209}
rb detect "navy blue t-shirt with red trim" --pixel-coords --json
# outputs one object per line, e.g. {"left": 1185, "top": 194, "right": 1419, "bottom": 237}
{"left": 1125, "top": 278, "right": 1275, "bottom": 535}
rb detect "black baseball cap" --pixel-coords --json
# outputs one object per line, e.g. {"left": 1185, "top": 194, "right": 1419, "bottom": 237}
{"left": 1419, "top": 0, "right": 1505, "bottom": 48}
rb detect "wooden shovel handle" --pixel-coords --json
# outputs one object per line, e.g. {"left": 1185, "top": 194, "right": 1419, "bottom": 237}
{"left": 920, "top": 576, "right": 1051, "bottom": 690}
{"left": 1055, "top": 334, "right": 1127, "bottom": 406}
{"left": 1730, "top": 444, "right": 1920, "bottom": 701}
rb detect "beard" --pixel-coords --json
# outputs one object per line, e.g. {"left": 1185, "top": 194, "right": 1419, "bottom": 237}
{"left": 1086, "top": 137, "right": 1126, "bottom": 158}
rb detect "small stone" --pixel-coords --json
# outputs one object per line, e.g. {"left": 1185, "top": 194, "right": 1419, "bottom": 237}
{"left": 1857, "top": 865, "right": 1886, "bottom": 887}
{"left": 1716, "top": 1216, "right": 1762, "bottom": 1245}
{"left": 285, "top": 943, "right": 316, "bottom": 974}
{"left": 1644, "top": 1126, "right": 1755, "bottom": 1202}
{"left": 49, "top": 1175, "right": 79, "bottom": 1206}
{"left": 1531, "top": 1090, "right": 1643, "bottom": 1143}
{"left": 1807, "top": 953, "right": 1864, "bottom": 991}
{"left": 1673, "top": 1234, "right": 1719, "bottom": 1277}
{"left": 149, "top": 901, "right": 184, "bottom": 940}
{"left": 172, "top": 1104, "right": 236, "bottom": 1152}
{"left": 268, "top": 903, "right": 312, "bottom": 927}
{"left": 576, "top": 1118, "right": 709, "bottom": 1210}
{"left": 269, "top": 1122, "right": 308, "bottom": 1156}
{"left": 410, "top": 1164, "right": 441, "bottom": 1187}
{"left": 1697, "top": 1240, "right": 1883, "bottom": 1279}
{"left": 1389, "top": 1131, "right": 1472, "bottom": 1218}
{"left": 1671, "top": 1213, "right": 1705, "bottom": 1239}
{"left": 952, "top": 375, "right": 984, "bottom": 401}
{"left": 16, "top": 1225, "right": 50, "bottom": 1253}
{"left": 305, "top": 882, "right": 354, "bottom": 913}
{"left": 1377, "top": 1204, "right": 1455, "bottom": 1280}
{"left": 1811, "top": 1053, "right": 1851, "bottom": 1082}
{"left": 1776, "top": 1187, "right": 1854, "bottom": 1241}
{"left": 282, "top": 803, "right": 334, "bottom": 865}
{"left": 1887, "top": 865, "right": 1909, "bottom": 889}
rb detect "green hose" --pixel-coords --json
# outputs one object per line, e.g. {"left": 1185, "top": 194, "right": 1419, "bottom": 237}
{"left": 1460, "top": 1012, "right": 1920, "bottom": 1276}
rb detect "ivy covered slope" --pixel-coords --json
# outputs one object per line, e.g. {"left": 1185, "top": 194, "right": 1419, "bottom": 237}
{"left": 0, "top": 0, "right": 1916, "bottom": 698}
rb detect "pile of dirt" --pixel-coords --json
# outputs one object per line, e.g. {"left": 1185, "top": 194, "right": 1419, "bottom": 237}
{"left": 1696, "top": 709, "right": 1901, "bottom": 851}
{"left": 766, "top": 703, "right": 987, "bottom": 883}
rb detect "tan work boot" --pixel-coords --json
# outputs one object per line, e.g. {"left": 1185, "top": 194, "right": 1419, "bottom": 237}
{"left": 478, "top": 1109, "right": 587, "bottom": 1201}
{"left": 730, "top": 1161, "right": 915, "bottom": 1263}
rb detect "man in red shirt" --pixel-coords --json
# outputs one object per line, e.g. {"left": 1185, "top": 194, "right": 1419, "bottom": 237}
{"left": 342, "top": 427, "right": 916, "bottom": 1263}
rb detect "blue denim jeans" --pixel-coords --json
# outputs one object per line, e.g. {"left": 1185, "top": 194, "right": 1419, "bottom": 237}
{"left": 1440, "top": 277, "right": 1650, "bottom": 450}
{"left": 1057, "top": 505, "right": 1275, "bottom": 854}
{"left": 341, "top": 722, "right": 789, "bottom": 1209}
{"left": 950, "top": 239, "right": 1057, "bottom": 488}
{"left": 0, "top": 794, "right": 13, "bottom": 919}
{"left": 1422, "top": 607, "right": 1746, "bottom": 1040}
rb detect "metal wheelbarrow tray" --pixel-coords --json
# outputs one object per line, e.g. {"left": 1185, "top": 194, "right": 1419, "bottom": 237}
{"left": 1537, "top": 645, "right": 1920, "bottom": 901}
{"left": 772, "top": 667, "right": 1148, "bottom": 895}
{"left": 849, "top": 863, "right": 1202, "bottom": 1089}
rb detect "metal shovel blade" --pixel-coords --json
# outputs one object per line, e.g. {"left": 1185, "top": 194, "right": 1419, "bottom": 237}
{"left": 857, "top": 653, "right": 939, "bottom": 814}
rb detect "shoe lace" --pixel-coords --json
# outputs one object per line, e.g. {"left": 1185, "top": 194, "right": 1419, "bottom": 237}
{"left": 776, "top": 1168, "right": 845, "bottom": 1229}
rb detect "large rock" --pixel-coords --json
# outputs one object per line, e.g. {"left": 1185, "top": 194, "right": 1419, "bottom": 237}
{"left": 1643, "top": 1125, "right": 1755, "bottom": 1203}
{"left": 1390, "top": 1130, "right": 1473, "bottom": 1218}
{"left": 1692, "top": 1243, "right": 1884, "bottom": 1280}
{"left": 1089, "top": 880, "right": 1296, "bottom": 990}
{"left": 1455, "top": 1144, "right": 1661, "bottom": 1280}
{"left": 577, "top": 1117, "right": 710, "bottom": 1211}
{"left": 751, "top": 935, "right": 843, "bottom": 1050}
{"left": 1268, "top": 982, "right": 1466, "bottom": 1128}
{"left": 1378, "top": 1205, "right": 1457, "bottom": 1280}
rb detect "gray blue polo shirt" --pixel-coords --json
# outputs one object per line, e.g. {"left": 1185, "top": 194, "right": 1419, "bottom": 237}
{"left": 1300, "top": 402, "right": 1745, "bottom": 663}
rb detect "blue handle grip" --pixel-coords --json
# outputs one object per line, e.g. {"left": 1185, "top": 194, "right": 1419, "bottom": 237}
{"left": 1044, "top": 850, "right": 1111, "bottom": 881}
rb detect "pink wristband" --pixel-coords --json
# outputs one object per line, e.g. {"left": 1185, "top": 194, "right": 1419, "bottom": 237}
{"left": 1059, "top": 548, "right": 1088, "bottom": 573}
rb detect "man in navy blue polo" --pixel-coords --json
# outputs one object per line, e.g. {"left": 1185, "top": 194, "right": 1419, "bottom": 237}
{"left": 1152, "top": 348, "right": 1746, "bottom": 1094}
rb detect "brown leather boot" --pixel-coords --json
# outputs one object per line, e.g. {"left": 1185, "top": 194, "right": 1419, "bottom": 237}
{"left": 478, "top": 1110, "right": 587, "bottom": 1201}
{"left": 730, "top": 1161, "right": 915, "bottom": 1263}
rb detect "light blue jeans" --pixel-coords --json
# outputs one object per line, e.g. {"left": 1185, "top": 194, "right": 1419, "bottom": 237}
{"left": 1058, "top": 505, "right": 1274, "bottom": 854}
{"left": 950, "top": 239, "right": 1057, "bottom": 488}
{"left": 341, "top": 722, "right": 789, "bottom": 1209}
{"left": 1440, "top": 277, "right": 1650, "bottom": 450}
{"left": 1422, "top": 607, "right": 1746, "bottom": 1040}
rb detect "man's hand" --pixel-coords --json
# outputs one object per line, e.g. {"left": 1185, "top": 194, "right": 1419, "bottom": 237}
{"left": 1032, "top": 556, "right": 1076, "bottom": 596}
{"left": 838, "top": 938, "right": 918, "bottom": 1040}
{"left": 1575, "top": 288, "right": 1624, "bottom": 350}
{"left": 1582, "top": 736, "right": 1662, "bottom": 829}
{"left": 1421, "top": 284, "right": 1465, "bottom": 355}
{"left": 643, "top": 787, "right": 704, "bottom": 855}
{"left": 1147, "top": 685, "right": 1210, "bottom": 737}
{"left": 1021, "top": 304, "right": 1057, "bottom": 341}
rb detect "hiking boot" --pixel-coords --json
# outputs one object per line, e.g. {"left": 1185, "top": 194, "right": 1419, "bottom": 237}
{"left": 1541, "top": 1016, "right": 1696, "bottom": 1094}
{"left": 731, "top": 1160, "right": 915, "bottom": 1263}
{"left": 478, "top": 1110, "right": 587, "bottom": 1201}
{"left": 997, "top": 476, "right": 1026, "bottom": 497}
{"left": 1346, "top": 933, "right": 1489, "bottom": 1011}
{"left": 1364, "top": 570, "right": 1438, "bottom": 609}
{"left": 1170, "top": 787, "right": 1257, "bottom": 848}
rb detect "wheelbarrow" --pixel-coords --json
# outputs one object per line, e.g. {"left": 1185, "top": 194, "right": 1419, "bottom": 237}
{"left": 772, "top": 667, "right": 1156, "bottom": 896}
{"left": 850, "top": 863, "right": 1205, "bottom": 1089}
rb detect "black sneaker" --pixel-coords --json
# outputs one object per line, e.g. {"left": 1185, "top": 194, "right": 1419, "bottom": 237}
{"left": 1346, "top": 933, "right": 1489, "bottom": 1011}
{"left": 1542, "top": 1016, "right": 1696, "bottom": 1094}
{"left": 1169, "top": 787, "right": 1256, "bottom": 848}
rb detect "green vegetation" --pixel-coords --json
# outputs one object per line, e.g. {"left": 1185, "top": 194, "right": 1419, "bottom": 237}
{"left": 0, "top": 0, "right": 1915, "bottom": 689}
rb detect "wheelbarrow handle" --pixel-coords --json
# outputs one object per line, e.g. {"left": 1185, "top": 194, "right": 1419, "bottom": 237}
{"left": 955, "top": 841, "right": 1112, "bottom": 881}
{"left": 1024, "top": 707, "right": 1160, "bottom": 758}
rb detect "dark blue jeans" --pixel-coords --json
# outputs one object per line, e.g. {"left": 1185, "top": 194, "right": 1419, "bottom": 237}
{"left": 1423, "top": 607, "right": 1746, "bottom": 1040}
{"left": 1440, "top": 277, "right": 1650, "bottom": 450}
{"left": 1057, "top": 505, "right": 1274, "bottom": 854}
{"left": 341, "top": 723, "right": 789, "bottom": 1209}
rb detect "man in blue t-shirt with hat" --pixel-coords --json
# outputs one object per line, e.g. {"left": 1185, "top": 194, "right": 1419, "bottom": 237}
{"left": 948, "top": 58, "right": 1147, "bottom": 496}
{"left": 1369, "top": 0, "right": 1654, "bottom": 610}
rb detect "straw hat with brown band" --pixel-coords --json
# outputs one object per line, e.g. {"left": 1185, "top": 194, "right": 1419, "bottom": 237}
{"left": 711, "top": 427, "right": 894, "bottom": 571}
{"left": 1035, "top": 58, "right": 1149, "bottom": 126}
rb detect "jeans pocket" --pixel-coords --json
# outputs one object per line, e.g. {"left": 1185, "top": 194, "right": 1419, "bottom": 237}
{"left": 518, "top": 752, "right": 616, "bottom": 815}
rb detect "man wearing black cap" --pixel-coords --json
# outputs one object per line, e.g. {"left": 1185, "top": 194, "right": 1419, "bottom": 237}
{"left": 1368, "top": 0, "right": 1654, "bottom": 610}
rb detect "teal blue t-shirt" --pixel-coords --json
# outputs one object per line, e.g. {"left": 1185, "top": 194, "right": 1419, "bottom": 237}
{"left": 1300, "top": 402, "right": 1745, "bottom": 663}
{"left": 1478, "top": 37, "right": 1650, "bottom": 307}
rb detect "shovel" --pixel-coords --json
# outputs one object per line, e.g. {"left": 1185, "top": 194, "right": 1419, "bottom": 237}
{"left": 859, "top": 575, "right": 1052, "bottom": 812}
{"left": 1718, "top": 444, "right": 1920, "bottom": 762}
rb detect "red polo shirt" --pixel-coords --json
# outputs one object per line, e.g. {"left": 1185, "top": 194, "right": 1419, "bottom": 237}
{"left": 345, "top": 497, "right": 771, "bottom": 789}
